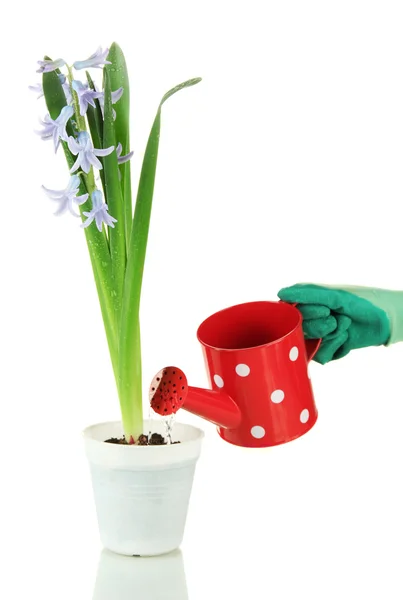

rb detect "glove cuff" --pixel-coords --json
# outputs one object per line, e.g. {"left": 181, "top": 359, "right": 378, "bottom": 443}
{"left": 333, "top": 285, "right": 403, "bottom": 346}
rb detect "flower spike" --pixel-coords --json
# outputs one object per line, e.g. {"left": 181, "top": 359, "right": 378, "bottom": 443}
{"left": 42, "top": 175, "right": 88, "bottom": 216}
{"left": 68, "top": 131, "right": 114, "bottom": 174}
{"left": 81, "top": 190, "right": 117, "bottom": 232}
{"left": 73, "top": 47, "right": 111, "bottom": 70}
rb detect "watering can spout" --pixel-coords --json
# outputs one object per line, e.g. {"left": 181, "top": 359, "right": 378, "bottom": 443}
{"left": 184, "top": 386, "right": 242, "bottom": 430}
{"left": 149, "top": 366, "right": 241, "bottom": 430}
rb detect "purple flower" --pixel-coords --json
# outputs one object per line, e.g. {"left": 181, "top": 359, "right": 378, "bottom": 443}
{"left": 81, "top": 190, "right": 117, "bottom": 232}
{"left": 29, "top": 83, "right": 43, "bottom": 98}
{"left": 72, "top": 80, "right": 103, "bottom": 116}
{"left": 36, "top": 105, "right": 74, "bottom": 152}
{"left": 37, "top": 58, "right": 66, "bottom": 73}
{"left": 116, "top": 143, "right": 134, "bottom": 164}
{"left": 110, "top": 87, "right": 124, "bottom": 104}
{"left": 73, "top": 47, "right": 111, "bottom": 71}
{"left": 42, "top": 175, "right": 89, "bottom": 217}
{"left": 68, "top": 131, "right": 114, "bottom": 174}
{"left": 58, "top": 74, "right": 72, "bottom": 104}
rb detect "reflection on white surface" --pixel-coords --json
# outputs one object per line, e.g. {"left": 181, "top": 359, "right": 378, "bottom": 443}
{"left": 93, "top": 548, "right": 188, "bottom": 599}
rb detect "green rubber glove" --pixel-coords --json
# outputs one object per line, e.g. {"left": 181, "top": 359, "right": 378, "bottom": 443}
{"left": 277, "top": 284, "right": 403, "bottom": 364}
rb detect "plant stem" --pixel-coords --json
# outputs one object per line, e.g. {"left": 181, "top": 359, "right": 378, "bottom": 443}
{"left": 67, "top": 66, "right": 86, "bottom": 131}
{"left": 83, "top": 168, "right": 110, "bottom": 249}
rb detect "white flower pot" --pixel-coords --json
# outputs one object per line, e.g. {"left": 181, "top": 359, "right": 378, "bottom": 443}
{"left": 84, "top": 419, "right": 204, "bottom": 556}
{"left": 92, "top": 548, "right": 188, "bottom": 599}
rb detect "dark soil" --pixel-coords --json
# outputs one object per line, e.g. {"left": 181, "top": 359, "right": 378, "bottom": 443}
{"left": 105, "top": 433, "right": 180, "bottom": 446}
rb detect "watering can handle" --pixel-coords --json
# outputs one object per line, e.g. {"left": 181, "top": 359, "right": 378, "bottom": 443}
{"left": 304, "top": 338, "right": 321, "bottom": 362}
{"left": 290, "top": 302, "right": 321, "bottom": 362}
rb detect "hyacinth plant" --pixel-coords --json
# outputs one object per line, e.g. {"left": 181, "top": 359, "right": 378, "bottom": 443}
{"left": 32, "top": 44, "right": 201, "bottom": 442}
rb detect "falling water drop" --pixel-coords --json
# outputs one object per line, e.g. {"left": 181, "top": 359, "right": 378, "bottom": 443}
{"left": 148, "top": 401, "right": 152, "bottom": 441}
{"left": 165, "top": 415, "right": 174, "bottom": 444}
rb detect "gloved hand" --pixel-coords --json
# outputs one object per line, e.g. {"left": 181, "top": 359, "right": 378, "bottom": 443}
{"left": 277, "top": 284, "right": 403, "bottom": 364}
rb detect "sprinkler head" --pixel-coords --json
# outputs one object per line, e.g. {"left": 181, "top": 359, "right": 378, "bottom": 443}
{"left": 149, "top": 366, "right": 188, "bottom": 416}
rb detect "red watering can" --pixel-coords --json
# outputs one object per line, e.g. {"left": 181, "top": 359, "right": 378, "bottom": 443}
{"left": 150, "top": 301, "right": 320, "bottom": 448}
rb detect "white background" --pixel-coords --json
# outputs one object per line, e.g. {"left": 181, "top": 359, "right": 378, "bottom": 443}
{"left": 1, "top": 1, "right": 403, "bottom": 598}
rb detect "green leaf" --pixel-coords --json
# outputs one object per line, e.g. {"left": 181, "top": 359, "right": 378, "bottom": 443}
{"left": 103, "top": 69, "right": 127, "bottom": 319}
{"left": 86, "top": 71, "right": 104, "bottom": 146}
{"left": 117, "top": 77, "right": 201, "bottom": 440}
{"left": 105, "top": 43, "right": 132, "bottom": 252}
{"left": 161, "top": 77, "right": 202, "bottom": 105}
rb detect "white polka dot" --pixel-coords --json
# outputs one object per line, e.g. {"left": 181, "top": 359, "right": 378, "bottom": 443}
{"left": 270, "top": 389, "right": 285, "bottom": 404}
{"left": 235, "top": 363, "right": 250, "bottom": 377}
{"left": 300, "top": 409, "right": 309, "bottom": 423}
{"left": 289, "top": 346, "right": 299, "bottom": 361}
{"left": 213, "top": 374, "right": 224, "bottom": 388}
{"left": 251, "top": 426, "right": 266, "bottom": 439}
